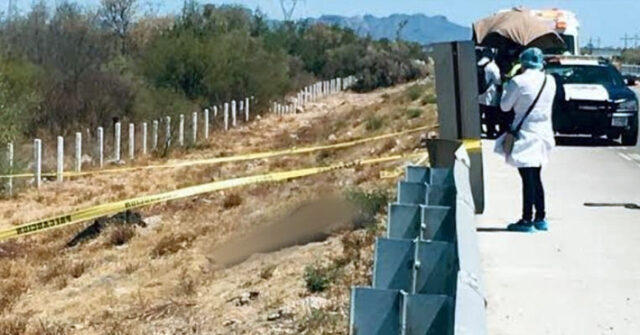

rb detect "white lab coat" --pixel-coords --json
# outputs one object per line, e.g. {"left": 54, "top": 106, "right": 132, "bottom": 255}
{"left": 494, "top": 69, "right": 556, "bottom": 168}
{"left": 478, "top": 57, "right": 502, "bottom": 107}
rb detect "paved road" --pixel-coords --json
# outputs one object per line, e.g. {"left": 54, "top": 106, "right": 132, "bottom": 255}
{"left": 477, "top": 139, "right": 640, "bottom": 335}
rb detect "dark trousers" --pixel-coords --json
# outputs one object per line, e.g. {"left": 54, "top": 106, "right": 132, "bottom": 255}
{"left": 518, "top": 167, "right": 545, "bottom": 222}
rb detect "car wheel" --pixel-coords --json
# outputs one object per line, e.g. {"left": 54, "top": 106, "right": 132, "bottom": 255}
{"left": 621, "top": 129, "right": 638, "bottom": 146}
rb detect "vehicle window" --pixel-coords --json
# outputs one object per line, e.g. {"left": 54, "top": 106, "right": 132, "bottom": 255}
{"left": 546, "top": 64, "right": 625, "bottom": 87}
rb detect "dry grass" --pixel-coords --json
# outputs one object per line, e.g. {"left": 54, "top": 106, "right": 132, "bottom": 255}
{"left": 0, "top": 80, "right": 439, "bottom": 333}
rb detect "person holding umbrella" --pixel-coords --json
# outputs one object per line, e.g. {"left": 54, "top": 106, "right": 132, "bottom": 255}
{"left": 494, "top": 47, "right": 556, "bottom": 233}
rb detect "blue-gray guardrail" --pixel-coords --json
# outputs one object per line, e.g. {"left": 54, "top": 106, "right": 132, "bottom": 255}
{"left": 349, "top": 140, "right": 486, "bottom": 335}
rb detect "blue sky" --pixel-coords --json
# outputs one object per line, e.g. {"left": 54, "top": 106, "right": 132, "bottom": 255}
{"left": 4, "top": 0, "right": 639, "bottom": 47}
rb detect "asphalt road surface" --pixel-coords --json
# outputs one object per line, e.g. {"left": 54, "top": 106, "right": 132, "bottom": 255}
{"left": 477, "top": 138, "right": 640, "bottom": 334}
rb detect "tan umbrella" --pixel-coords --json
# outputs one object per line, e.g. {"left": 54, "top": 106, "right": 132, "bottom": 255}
{"left": 473, "top": 8, "right": 566, "bottom": 50}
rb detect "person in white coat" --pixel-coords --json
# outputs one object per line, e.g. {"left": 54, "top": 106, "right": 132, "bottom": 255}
{"left": 494, "top": 47, "right": 556, "bottom": 233}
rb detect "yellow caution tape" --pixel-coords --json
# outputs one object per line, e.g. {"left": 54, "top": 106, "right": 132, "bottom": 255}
{"left": 0, "top": 152, "right": 423, "bottom": 242}
{"left": 379, "top": 138, "right": 481, "bottom": 179}
{"left": 463, "top": 139, "right": 482, "bottom": 152}
{"left": 0, "top": 126, "right": 432, "bottom": 179}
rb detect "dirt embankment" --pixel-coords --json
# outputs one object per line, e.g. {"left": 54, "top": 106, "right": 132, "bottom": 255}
{"left": 0, "top": 80, "right": 438, "bottom": 334}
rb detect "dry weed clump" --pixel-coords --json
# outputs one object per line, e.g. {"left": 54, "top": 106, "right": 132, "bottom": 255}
{"left": 0, "top": 278, "right": 29, "bottom": 313}
{"left": 108, "top": 225, "right": 137, "bottom": 246}
{"left": 151, "top": 232, "right": 196, "bottom": 258}
{"left": 222, "top": 193, "right": 243, "bottom": 209}
{"left": 0, "top": 317, "right": 27, "bottom": 335}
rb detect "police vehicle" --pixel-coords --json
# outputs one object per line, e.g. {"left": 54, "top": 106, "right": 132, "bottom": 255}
{"left": 546, "top": 56, "right": 639, "bottom": 145}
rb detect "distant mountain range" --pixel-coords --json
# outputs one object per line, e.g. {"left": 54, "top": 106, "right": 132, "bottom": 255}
{"left": 306, "top": 14, "right": 471, "bottom": 45}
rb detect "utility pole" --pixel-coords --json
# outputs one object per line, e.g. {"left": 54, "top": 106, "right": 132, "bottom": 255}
{"left": 280, "top": 0, "right": 299, "bottom": 21}
{"left": 622, "top": 33, "right": 633, "bottom": 49}
{"left": 7, "top": 0, "right": 16, "bottom": 21}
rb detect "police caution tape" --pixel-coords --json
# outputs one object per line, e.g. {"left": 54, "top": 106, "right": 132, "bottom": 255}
{"left": 0, "top": 125, "right": 435, "bottom": 179}
{"left": 0, "top": 152, "right": 424, "bottom": 242}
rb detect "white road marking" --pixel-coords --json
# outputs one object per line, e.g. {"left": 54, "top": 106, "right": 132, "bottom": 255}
{"left": 629, "top": 153, "right": 640, "bottom": 161}
{"left": 619, "top": 152, "right": 632, "bottom": 161}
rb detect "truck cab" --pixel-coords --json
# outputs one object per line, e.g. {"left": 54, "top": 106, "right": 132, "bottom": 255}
{"left": 546, "top": 56, "right": 639, "bottom": 145}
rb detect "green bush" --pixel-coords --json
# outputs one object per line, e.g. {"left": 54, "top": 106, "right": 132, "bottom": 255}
{"left": 406, "top": 85, "right": 424, "bottom": 101}
{"left": 407, "top": 108, "right": 423, "bottom": 119}
{"left": 304, "top": 264, "right": 332, "bottom": 293}
{"left": 365, "top": 116, "right": 384, "bottom": 131}
{"left": 421, "top": 93, "right": 437, "bottom": 105}
{"left": 346, "top": 188, "right": 389, "bottom": 228}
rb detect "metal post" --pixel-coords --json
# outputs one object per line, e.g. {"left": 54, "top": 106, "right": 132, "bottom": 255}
{"left": 204, "top": 108, "right": 210, "bottom": 140}
{"left": 152, "top": 120, "right": 159, "bottom": 151}
{"left": 57, "top": 136, "right": 64, "bottom": 182}
{"left": 6, "top": 143, "right": 13, "bottom": 197}
{"left": 114, "top": 121, "right": 121, "bottom": 162}
{"left": 165, "top": 116, "right": 172, "bottom": 147}
{"left": 179, "top": 114, "right": 185, "bottom": 146}
{"left": 142, "top": 122, "right": 148, "bottom": 155}
{"left": 97, "top": 127, "right": 104, "bottom": 168}
{"left": 128, "top": 123, "right": 135, "bottom": 160}
{"left": 75, "top": 132, "right": 82, "bottom": 172}
{"left": 224, "top": 103, "right": 229, "bottom": 131}
{"left": 192, "top": 111, "right": 198, "bottom": 145}
{"left": 245, "top": 97, "right": 250, "bottom": 122}
{"left": 34, "top": 139, "right": 41, "bottom": 188}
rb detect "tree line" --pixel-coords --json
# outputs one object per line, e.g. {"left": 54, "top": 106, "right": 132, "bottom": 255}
{"left": 0, "top": 0, "right": 428, "bottom": 144}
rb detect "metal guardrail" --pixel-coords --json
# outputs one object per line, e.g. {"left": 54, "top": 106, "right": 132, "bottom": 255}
{"left": 621, "top": 64, "right": 640, "bottom": 77}
{"left": 349, "top": 140, "right": 487, "bottom": 335}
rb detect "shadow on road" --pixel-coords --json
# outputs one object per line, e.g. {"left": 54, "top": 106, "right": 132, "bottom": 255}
{"left": 555, "top": 136, "right": 620, "bottom": 147}
{"left": 477, "top": 227, "right": 510, "bottom": 233}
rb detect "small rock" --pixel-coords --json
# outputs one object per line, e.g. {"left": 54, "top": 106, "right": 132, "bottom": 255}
{"left": 302, "top": 296, "right": 330, "bottom": 310}
{"left": 223, "top": 319, "right": 237, "bottom": 327}
{"left": 328, "top": 134, "right": 337, "bottom": 142}
{"left": 267, "top": 311, "right": 282, "bottom": 321}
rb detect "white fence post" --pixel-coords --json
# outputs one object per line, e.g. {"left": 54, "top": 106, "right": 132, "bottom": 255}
{"left": 165, "top": 116, "right": 172, "bottom": 147}
{"left": 239, "top": 100, "right": 244, "bottom": 116}
{"left": 6, "top": 142, "right": 13, "bottom": 197}
{"left": 128, "top": 123, "right": 135, "bottom": 160}
{"left": 57, "top": 136, "right": 64, "bottom": 182}
{"left": 204, "top": 108, "right": 210, "bottom": 140}
{"left": 179, "top": 114, "right": 185, "bottom": 147}
{"left": 142, "top": 122, "right": 148, "bottom": 155}
{"left": 192, "top": 111, "right": 198, "bottom": 145}
{"left": 214, "top": 106, "right": 218, "bottom": 118}
{"left": 245, "top": 97, "right": 250, "bottom": 122}
{"left": 75, "top": 132, "right": 82, "bottom": 173}
{"left": 224, "top": 103, "right": 229, "bottom": 131}
{"left": 97, "top": 127, "right": 104, "bottom": 168}
{"left": 34, "top": 139, "right": 42, "bottom": 189}
{"left": 152, "top": 120, "right": 159, "bottom": 151}
{"left": 232, "top": 100, "right": 237, "bottom": 127}
{"left": 114, "top": 122, "right": 121, "bottom": 162}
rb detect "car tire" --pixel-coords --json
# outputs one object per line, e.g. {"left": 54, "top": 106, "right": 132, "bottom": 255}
{"left": 621, "top": 129, "right": 638, "bottom": 146}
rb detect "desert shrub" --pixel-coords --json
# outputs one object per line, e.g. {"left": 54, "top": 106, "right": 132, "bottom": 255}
{"left": 421, "top": 93, "right": 437, "bottom": 105}
{"left": 109, "top": 225, "right": 136, "bottom": 246}
{"left": 304, "top": 263, "right": 338, "bottom": 293}
{"left": 346, "top": 188, "right": 389, "bottom": 228}
{"left": 151, "top": 232, "right": 196, "bottom": 258}
{"left": 407, "top": 108, "right": 423, "bottom": 119}
{"left": 365, "top": 116, "right": 384, "bottom": 131}
{"left": 223, "top": 193, "right": 243, "bottom": 209}
{"left": 405, "top": 84, "right": 424, "bottom": 101}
